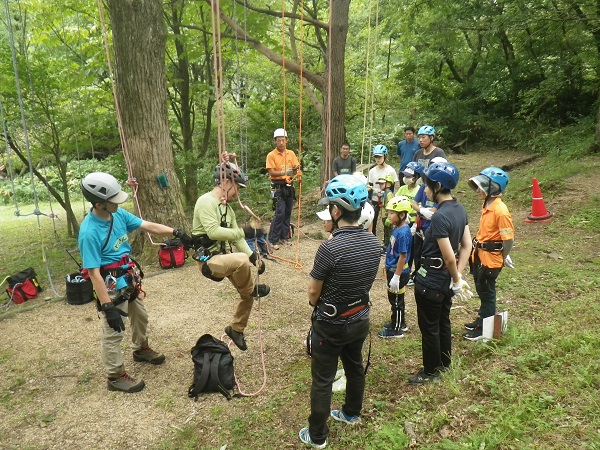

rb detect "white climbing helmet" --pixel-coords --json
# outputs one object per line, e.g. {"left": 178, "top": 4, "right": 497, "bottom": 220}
{"left": 81, "top": 172, "right": 129, "bottom": 204}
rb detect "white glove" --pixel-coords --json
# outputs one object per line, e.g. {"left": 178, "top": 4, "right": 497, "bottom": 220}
{"left": 285, "top": 168, "right": 294, "bottom": 176}
{"left": 410, "top": 223, "right": 417, "bottom": 236}
{"left": 504, "top": 255, "right": 515, "bottom": 269}
{"left": 450, "top": 275, "right": 474, "bottom": 302}
{"left": 419, "top": 207, "right": 434, "bottom": 220}
{"left": 389, "top": 274, "right": 401, "bottom": 293}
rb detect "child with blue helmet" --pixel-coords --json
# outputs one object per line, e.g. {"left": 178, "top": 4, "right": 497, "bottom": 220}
{"left": 463, "top": 167, "right": 514, "bottom": 341}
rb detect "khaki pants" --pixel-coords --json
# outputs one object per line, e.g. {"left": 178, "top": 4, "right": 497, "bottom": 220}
{"left": 204, "top": 252, "right": 256, "bottom": 333}
{"left": 101, "top": 297, "right": 149, "bottom": 377}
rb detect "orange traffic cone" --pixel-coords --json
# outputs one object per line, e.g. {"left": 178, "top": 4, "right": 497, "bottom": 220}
{"left": 525, "top": 177, "right": 554, "bottom": 223}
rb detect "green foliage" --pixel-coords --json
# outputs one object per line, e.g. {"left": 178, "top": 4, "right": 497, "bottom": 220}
{"left": 0, "top": 153, "right": 127, "bottom": 205}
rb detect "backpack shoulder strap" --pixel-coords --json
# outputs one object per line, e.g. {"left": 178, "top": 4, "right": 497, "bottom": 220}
{"left": 210, "top": 352, "right": 233, "bottom": 400}
{"left": 188, "top": 352, "right": 211, "bottom": 399}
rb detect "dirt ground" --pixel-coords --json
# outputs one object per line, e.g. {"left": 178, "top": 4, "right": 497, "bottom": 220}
{"left": 0, "top": 151, "right": 596, "bottom": 450}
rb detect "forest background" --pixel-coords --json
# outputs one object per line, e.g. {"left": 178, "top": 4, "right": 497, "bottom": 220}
{"left": 1, "top": 1, "right": 600, "bottom": 449}
{"left": 2, "top": 0, "right": 599, "bottom": 238}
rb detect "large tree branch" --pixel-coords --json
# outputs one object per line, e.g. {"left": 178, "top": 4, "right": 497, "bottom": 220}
{"left": 234, "top": 0, "right": 328, "bottom": 30}
{"left": 196, "top": 1, "right": 325, "bottom": 91}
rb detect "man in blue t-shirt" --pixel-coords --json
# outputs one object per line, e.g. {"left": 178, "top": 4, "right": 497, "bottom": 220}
{"left": 396, "top": 127, "right": 420, "bottom": 175}
{"left": 79, "top": 172, "right": 192, "bottom": 394}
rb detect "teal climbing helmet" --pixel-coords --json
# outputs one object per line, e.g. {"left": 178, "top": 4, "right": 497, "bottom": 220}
{"left": 325, "top": 174, "right": 369, "bottom": 211}
{"left": 417, "top": 125, "right": 435, "bottom": 136}
{"left": 372, "top": 144, "right": 388, "bottom": 156}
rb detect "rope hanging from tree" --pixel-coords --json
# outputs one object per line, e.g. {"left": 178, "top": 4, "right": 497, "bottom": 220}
{"left": 359, "top": 0, "right": 381, "bottom": 167}
{"left": 3, "top": 0, "right": 61, "bottom": 297}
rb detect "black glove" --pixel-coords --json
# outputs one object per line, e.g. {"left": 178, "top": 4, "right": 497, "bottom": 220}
{"left": 249, "top": 252, "right": 266, "bottom": 274}
{"left": 173, "top": 228, "right": 194, "bottom": 250}
{"left": 101, "top": 302, "right": 128, "bottom": 333}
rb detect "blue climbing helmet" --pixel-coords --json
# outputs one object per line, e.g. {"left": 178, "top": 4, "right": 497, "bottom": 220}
{"left": 372, "top": 144, "right": 388, "bottom": 156}
{"left": 423, "top": 161, "right": 459, "bottom": 190}
{"left": 404, "top": 161, "right": 424, "bottom": 176}
{"left": 480, "top": 167, "right": 509, "bottom": 192}
{"left": 325, "top": 174, "right": 368, "bottom": 211}
{"left": 417, "top": 125, "right": 435, "bottom": 136}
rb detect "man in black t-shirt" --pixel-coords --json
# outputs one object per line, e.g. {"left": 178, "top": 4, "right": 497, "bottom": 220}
{"left": 298, "top": 175, "right": 380, "bottom": 449}
{"left": 331, "top": 142, "right": 357, "bottom": 176}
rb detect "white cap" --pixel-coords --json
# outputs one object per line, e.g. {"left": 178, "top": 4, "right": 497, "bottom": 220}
{"left": 316, "top": 208, "right": 332, "bottom": 221}
{"left": 273, "top": 128, "right": 288, "bottom": 138}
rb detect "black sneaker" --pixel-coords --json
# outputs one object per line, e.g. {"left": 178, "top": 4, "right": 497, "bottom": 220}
{"left": 225, "top": 325, "right": 248, "bottom": 351}
{"left": 252, "top": 284, "right": 270, "bottom": 298}
{"left": 464, "top": 319, "right": 479, "bottom": 331}
{"left": 463, "top": 326, "right": 483, "bottom": 341}
{"left": 107, "top": 372, "right": 145, "bottom": 393}
{"left": 408, "top": 369, "right": 441, "bottom": 385}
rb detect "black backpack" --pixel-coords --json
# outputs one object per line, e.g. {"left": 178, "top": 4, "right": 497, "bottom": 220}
{"left": 188, "top": 334, "right": 235, "bottom": 400}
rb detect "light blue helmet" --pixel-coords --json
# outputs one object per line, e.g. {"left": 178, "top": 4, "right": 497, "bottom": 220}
{"left": 417, "top": 125, "right": 435, "bottom": 136}
{"left": 372, "top": 144, "right": 388, "bottom": 156}
{"left": 423, "top": 162, "right": 459, "bottom": 190}
{"left": 325, "top": 174, "right": 369, "bottom": 211}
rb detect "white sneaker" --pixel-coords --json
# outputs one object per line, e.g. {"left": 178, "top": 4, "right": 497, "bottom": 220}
{"left": 332, "top": 376, "right": 346, "bottom": 392}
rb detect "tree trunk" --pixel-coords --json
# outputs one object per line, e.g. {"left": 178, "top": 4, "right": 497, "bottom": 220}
{"left": 321, "top": 0, "right": 350, "bottom": 182}
{"left": 106, "top": 0, "right": 188, "bottom": 256}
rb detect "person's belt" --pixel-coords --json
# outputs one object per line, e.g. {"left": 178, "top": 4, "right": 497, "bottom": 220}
{"left": 421, "top": 257, "right": 445, "bottom": 269}
{"left": 317, "top": 296, "right": 369, "bottom": 320}
{"left": 473, "top": 239, "right": 503, "bottom": 252}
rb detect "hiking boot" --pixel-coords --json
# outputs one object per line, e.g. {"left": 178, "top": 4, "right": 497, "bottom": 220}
{"left": 464, "top": 319, "right": 479, "bottom": 331}
{"left": 107, "top": 372, "right": 145, "bottom": 393}
{"left": 463, "top": 326, "right": 484, "bottom": 341}
{"left": 225, "top": 325, "right": 247, "bottom": 351}
{"left": 252, "top": 284, "right": 270, "bottom": 298}
{"left": 378, "top": 329, "right": 404, "bottom": 339}
{"left": 330, "top": 409, "right": 361, "bottom": 425}
{"left": 133, "top": 345, "right": 165, "bottom": 365}
{"left": 408, "top": 369, "right": 441, "bottom": 385}
{"left": 298, "top": 427, "right": 326, "bottom": 449}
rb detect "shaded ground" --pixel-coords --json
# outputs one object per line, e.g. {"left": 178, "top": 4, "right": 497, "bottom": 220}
{"left": 1, "top": 150, "right": 598, "bottom": 449}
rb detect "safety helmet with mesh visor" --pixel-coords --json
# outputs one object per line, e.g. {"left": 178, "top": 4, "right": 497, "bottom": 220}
{"left": 386, "top": 196, "right": 412, "bottom": 213}
{"left": 417, "top": 125, "right": 435, "bottom": 136}
{"left": 372, "top": 144, "right": 388, "bottom": 156}
{"left": 214, "top": 163, "right": 248, "bottom": 188}
{"left": 423, "top": 162, "right": 460, "bottom": 190}
{"left": 325, "top": 174, "right": 368, "bottom": 211}
{"left": 469, "top": 167, "right": 507, "bottom": 196}
{"left": 273, "top": 128, "right": 287, "bottom": 138}
{"left": 81, "top": 172, "right": 129, "bottom": 204}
